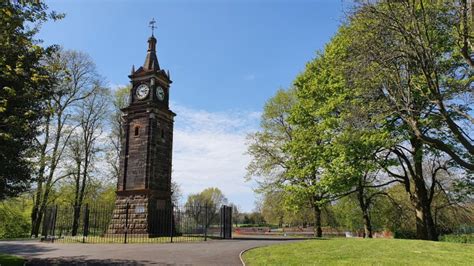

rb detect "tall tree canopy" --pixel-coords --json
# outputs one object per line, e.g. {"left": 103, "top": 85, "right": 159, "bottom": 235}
{"left": 0, "top": 2, "right": 61, "bottom": 199}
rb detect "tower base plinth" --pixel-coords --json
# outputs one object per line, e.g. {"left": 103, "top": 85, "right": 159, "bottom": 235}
{"left": 107, "top": 192, "right": 172, "bottom": 236}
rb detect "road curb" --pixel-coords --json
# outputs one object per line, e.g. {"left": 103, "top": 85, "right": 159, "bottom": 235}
{"left": 239, "top": 246, "right": 260, "bottom": 266}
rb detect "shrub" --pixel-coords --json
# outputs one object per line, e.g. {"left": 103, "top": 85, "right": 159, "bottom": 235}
{"left": 439, "top": 234, "right": 474, "bottom": 244}
{"left": 0, "top": 198, "right": 32, "bottom": 239}
{"left": 393, "top": 230, "right": 417, "bottom": 239}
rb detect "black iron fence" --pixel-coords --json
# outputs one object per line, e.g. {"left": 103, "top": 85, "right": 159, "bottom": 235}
{"left": 40, "top": 203, "right": 232, "bottom": 243}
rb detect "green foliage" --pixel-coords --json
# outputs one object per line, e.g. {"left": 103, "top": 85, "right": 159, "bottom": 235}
{"left": 185, "top": 187, "right": 228, "bottom": 226}
{"left": 349, "top": 0, "right": 474, "bottom": 171}
{"left": 0, "top": 1, "right": 62, "bottom": 199}
{"left": 288, "top": 25, "right": 391, "bottom": 201}
{"left": 0, "top": 196, "right": 32, "bottom": 239}
{"left": 52, "top": 181, "right": 116, "bottom": 207}
{"left": 246, "top": 88, "right": 296, "bottom": 190}
{"left": 242, "top": 212, "right": 266, "bottom": 226}
{"left": 439, "top": 234, "right": 474, "bottom": 244}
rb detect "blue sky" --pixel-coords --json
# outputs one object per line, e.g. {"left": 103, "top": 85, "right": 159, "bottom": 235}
{"left": 39, "top": 0, "right": 347, "bottom": 211}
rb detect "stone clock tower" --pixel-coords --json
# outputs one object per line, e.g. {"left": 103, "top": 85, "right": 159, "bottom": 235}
{"left": 109, "top": 26, "right": 175, "bottom": 235}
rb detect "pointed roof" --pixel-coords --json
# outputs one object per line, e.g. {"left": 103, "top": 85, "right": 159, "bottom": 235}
{"left": 143, "top": 35, "right": 160, "bottom": 71}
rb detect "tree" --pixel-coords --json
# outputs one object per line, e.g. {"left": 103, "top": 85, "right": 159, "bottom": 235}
{"left": 31, "top": 49, "right": 101, "bottom": 237}
{"left": 68, "top": 86, "right": 109, "bottom": 236}
{"left": 0, "top": 1, "right": 61, "bottom": 200}
{"left": 344, "top": 0, "right": 474, "bottom": 240}
{"left": 350, "top": 1, "right": 473, "bottom": 170}
{"left": 185, "top": 187, "right": 228, "bottom": 227}
{"left": 229, "top": 203, "right": 241, "bottom": 227}
{"left": 260, "top": 191, "right": 286, "bottom": 227}
{"left": 247, "top": 88, "right": 334, "bottom": 237}
{"left": 171, "top": 181, "right": 182, "bottom": 207}
{"left": 106, "top": 85, "right": 130, "bottom": 183}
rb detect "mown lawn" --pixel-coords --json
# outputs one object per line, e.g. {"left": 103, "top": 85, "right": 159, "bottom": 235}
{"left": 0, "top": 253, "right": 24, "bottom": 266}
{"left": 242, "top": 238, "right": 474, "bottom": 265}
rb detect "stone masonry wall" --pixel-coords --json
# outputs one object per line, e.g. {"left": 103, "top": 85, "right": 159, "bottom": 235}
{"left": 107, "top": 194, "right": 149, "bottom": 235}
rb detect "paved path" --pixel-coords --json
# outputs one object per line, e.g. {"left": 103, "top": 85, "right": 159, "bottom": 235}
{"left": 0, "top": 239, "right": 304, "bottom": 265}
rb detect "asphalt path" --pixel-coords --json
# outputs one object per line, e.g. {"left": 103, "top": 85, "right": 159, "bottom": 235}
{"left": 0, "top": 238, "right": 305, "bottom": 265}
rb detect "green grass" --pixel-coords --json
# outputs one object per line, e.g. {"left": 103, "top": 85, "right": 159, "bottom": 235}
{"left": 242, "top": 238, "right": 474, "bottom": 265}
{"left": 0, "top": 253, "right": 24, "bottom": 266}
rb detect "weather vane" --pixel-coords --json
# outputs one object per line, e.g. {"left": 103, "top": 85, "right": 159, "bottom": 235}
{"left": 149, "top": 18, "right": 157, "bottom": 36}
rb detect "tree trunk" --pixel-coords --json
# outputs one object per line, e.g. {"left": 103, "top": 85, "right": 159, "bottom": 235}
{"left": 357, "top": 186, "right": 373, "bottom": 238}
{"left": 72, "top": 205, "right": 81, "bottom": 236}
{"left": 362, "top": 210, "right": 373, "bottom": 238}
{"left": 30, "top": 205, "right": 41, "bottom": 237}
{"left": 313, "top": 205, "right": 322, "bottom": 237}
{"left": 411, "top": 138, "right": 438, "bottom": 241}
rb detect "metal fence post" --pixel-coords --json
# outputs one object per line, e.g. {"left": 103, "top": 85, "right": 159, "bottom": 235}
{"left": 170, "top": 204, "right": 174, "bottom": 243}
{"left": 204, "top": 204, "right": 208, "bottom": 241}
{"left": 124, "top": 202, "right": 129, "bottom": 244}
{"left": 229, "top": 205, "right": 232, "bottom": 239}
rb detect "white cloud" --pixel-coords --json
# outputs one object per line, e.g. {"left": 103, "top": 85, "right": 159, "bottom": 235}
{"left": 171, "top": 103, "right": 260, "bottom": 212}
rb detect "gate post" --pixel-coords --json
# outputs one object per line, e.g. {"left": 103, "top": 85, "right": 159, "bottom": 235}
{"left": 219, "top": 205, "right": 232, "bottom": 239}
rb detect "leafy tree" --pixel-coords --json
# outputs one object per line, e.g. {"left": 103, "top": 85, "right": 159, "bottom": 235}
{"left": 106, "top": 85, "right": 130, "bottom": 182}
{"left": 247, "top": 88, "right": 334, "bottom": 236}
{"left": 31, "top": 49, "right": 102, "bottom": 237}
{"left": 0, "top": 1, "right": 61, "bottom": 199}
{"left": 246, "top": 88, "right": 296, "bottom": 192}
{"left": 286, "top": 26, "right": 395, "bottom": 237}
{"left": 353, "top": 1, "right": 473, "bottom": 171}
{"left": 345, "top": 0, "right": 474, "bottom": 240}
{"left": 260, "top": 191, "right": 286, "bottom": 227}
{"left": 185, "top": 187, "right": 228, "bottom": 227}
{"left": 68, "top": 86, "right": 110, "bottom": 236}
{"left": 229, "top": 203, "right": 241, "bottom": 227}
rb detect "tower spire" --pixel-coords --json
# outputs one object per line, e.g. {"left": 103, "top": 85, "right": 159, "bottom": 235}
{"left": 143, "top": 18, "right": 160, "bottom": 71}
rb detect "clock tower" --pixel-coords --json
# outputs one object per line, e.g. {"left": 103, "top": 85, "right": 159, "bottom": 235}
{"left": 109, "top": 25, "right": 175, "bottom": 236}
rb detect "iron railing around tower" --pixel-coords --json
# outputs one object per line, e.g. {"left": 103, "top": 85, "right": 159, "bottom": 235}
{"left": 39, "top": 203, "right": 232, "bottom": 244}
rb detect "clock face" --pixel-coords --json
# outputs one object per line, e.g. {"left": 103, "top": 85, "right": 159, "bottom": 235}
{"left": 156, "top": 86, "right": 165, "bottom": 101}
{"left": 135, "top": 84, "right": 149, "bottom": 100}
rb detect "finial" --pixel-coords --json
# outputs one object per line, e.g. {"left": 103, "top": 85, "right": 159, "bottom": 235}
{"left": 149, "top": 18, "right": 157, "bottom": 37}
{"left": 131, "top": 65, "right": 135, "bottom": 74}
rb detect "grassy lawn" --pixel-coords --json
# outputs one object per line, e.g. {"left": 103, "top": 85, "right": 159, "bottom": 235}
{"left": 242, "top": 238, "right": 474, "bottom": 265}
{"left": 0, "top": 253, "right": 24, "bottom": 266}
